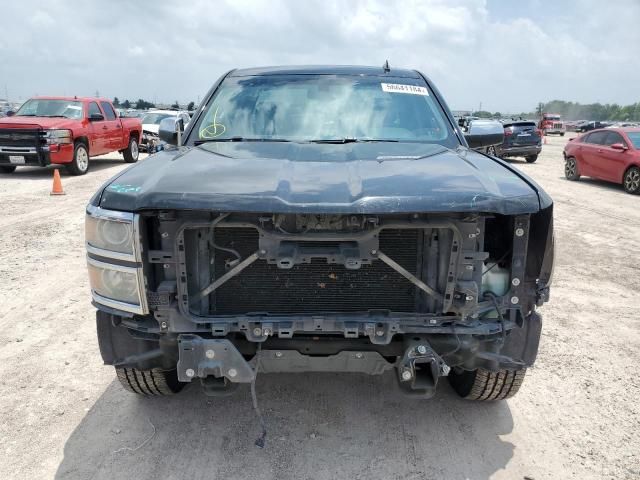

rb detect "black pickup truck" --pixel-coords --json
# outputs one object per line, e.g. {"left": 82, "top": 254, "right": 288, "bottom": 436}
{"left": 86, "top": 65, "right": 553, "bottom": 402}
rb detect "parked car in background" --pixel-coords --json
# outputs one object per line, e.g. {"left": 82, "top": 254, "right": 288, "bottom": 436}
{"left": 564, "top": 127, "right": 640, "bottom": 194}
{"left": 485, "top": 120, "right": 542, "bottom": 163}
{"left": 140, "top": 109, "right": 191, "bottom": 152}
{"left": 576, "top": 121, "right": 608, "bottom": 133}
{"left": 0, "top": 97, "right": 142, "bottom": 174}
{"left": 538, "top": 113, "right": 565, "bottom": 136}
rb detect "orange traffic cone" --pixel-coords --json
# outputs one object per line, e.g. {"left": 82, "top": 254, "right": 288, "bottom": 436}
{"left": 50, "top": 169, "right": 65, "bottom": 195}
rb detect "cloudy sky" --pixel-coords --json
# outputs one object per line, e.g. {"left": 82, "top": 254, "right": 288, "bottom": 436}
{"left": 1, "top": 0, "right": 638, "bottom": 112}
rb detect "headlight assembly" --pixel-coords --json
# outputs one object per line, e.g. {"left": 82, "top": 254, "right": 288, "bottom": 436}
{"left": 85, "top": 206, "right": 147, "bottom": 314}
{"left": 85, "top": 206, "right": 138, "bottom": 260}
{"left": 87, "top": 258, "right": 143, "bottom": 307}
{"left": 45, "top": 129, "right": 73, "bottom": 144}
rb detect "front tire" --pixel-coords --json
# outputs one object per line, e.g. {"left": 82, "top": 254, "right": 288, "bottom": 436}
{"left": 449, "top": 368, "right": 526, "bottom": 400}
{"left": 0, "top": 165, "right": 17, "bottom": 173}
{"left": 66, "top": 142, "right": 90, "bottom": 175}
{"left": 123, "top": 136, "right": 139, "bottom": 163}
{"left": 623, "top": 166, "right": 640, "bottom": 194}
{"left": 565, "top": 157, "right": 580, "bottom": 181}
{"left": 525, "top": 154, "right": 538, "bottom": 163}
{"left": 560, "top": 132, "right": 565, "bottom": 137}
{"left": 116, "top": 367, "right": 184, "bottom": 395}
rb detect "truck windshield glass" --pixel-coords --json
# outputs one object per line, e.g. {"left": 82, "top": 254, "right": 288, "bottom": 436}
{"left": 195, "top": 75, "right": 457, "bottom": 147}
{"left": 142, "top": 113, "right": 174, "bottom": 125}
{"left": 16, "top": 99, "right": 83, "bottom": 119}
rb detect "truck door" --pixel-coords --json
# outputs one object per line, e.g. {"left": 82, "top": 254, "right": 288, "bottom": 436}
{"left": 87, "top": 101, "right": 108, "bottom": 155}
{"left": 99, "top": 101, "right": 122, "bottom": 151}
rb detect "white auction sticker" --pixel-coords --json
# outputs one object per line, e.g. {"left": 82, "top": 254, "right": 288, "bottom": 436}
{"left": 381, "top": 83, "right": 429, "bottom": 95}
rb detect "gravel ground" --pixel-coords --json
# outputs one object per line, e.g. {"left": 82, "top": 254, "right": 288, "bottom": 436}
{"left": 0, "top": 137, "right": 639, "bottom": 480}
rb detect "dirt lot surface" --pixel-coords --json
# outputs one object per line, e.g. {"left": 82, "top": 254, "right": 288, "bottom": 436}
{"left": 1, "top": 137, "right": 639, "bottom": 480}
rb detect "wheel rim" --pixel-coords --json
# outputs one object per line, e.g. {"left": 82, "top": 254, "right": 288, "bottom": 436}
{"left": 625, "top": 169, "right": 640, "bottom": 191}
{"left": 565, "top": 159, "right": 576, "bottom": 177}
{"left": 77, "top": 147, "right": 89, "bottom": 171}
{"left": 131, "top": 139, "right": 139, "bottom": 160}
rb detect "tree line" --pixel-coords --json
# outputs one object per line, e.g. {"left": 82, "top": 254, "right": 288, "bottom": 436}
{"left": 470, "top": 100, "right": 640, "bottom": 122}
{"left": 112, "top": 97, "right": 196, "bottom": 111}
{"left": 535, "top": 100, "right": 640, "bottom": 122}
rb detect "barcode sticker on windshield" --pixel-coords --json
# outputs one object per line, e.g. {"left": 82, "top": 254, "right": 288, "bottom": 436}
{"left": 381, "top": 83, "right": 429, "bottom": 95}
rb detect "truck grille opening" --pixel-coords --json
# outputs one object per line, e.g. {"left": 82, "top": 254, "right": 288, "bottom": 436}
{"left": 189, "top": 227, "right": 421, "bottom": 315}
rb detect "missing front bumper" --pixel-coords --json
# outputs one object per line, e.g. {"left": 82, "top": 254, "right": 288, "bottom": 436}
{"left": 176, "top": 334, "right": 451, "bottom": 398}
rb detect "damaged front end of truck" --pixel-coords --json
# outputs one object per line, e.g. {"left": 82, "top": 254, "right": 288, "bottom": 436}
{"left": 90, "top": 204, "right": 553, "bottom": 399}
{"left": 87, "top": 65, "right": 554, "bottom": 403}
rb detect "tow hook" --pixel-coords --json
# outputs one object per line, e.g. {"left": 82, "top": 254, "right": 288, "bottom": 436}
{"left": 397, "top": 342, "right": 449, "bottom": 398}
{"left": 177, "top": 335, "right": 255, "bottom": 383}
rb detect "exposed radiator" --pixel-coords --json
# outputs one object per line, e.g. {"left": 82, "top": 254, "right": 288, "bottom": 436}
{"left": 207, "top": 227, "right": 421, "bottom": 315}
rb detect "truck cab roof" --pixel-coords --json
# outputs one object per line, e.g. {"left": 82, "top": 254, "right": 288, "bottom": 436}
{"left": 229, "top": 65, "right": 421, "bottom": 78}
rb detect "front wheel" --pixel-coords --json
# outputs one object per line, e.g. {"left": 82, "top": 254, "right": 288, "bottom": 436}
{"left": 116, "top": 367, "right": 184, "bottom": 395}
{"left": 623, "top": 166, "right": 640, "bottom": 194}
{"left": 525, "top": 154, "right": 538, "bottom": 163}
{"left": 66, "top": 142, "right": 90, "bottom": 175}
{"left": 448, "top": 368, "right": 526, "bottom": 400}
{"left": 486, "top": 145, "right": 497, "bottom": 156}
{"left": 565, "top": 157, "right": 580, "bottom": 181}
{"left": 0, "top": 165, "right": 17, "bottom": 173}
{"left": 560, "top": 132, "right": 565, "bottom": 137}
{"left": 123, "top": 136, "right": 139, "bottom": 163}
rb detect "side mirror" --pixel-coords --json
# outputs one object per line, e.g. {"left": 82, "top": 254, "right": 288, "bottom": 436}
{"left": 158, "top": 117, "right": 179, "bottom": 145}
{"left": 464, "top": 120, "right": 504, "bottom": 149}
{"left": 610, "top": 143, "right": 627, "bottom": 151}
{"left": 89, "top": 113, "right": 104, "bottom": 122}
{"left": 6, "top": 111, "right": 15, "bottom": 117}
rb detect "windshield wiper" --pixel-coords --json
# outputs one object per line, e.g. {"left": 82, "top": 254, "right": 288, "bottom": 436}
{"left": 195, "top": 137, "right": 292, "bottom": 145}
{"left": 308, "top": 138, "right": 399, "bottom": 144}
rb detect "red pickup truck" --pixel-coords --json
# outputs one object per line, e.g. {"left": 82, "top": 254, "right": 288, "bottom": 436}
{"left": 0, "top": 97, "right": 142, "bottom": 175}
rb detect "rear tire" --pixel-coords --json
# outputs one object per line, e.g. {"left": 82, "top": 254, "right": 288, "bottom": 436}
{"left": 560, "top": 132, "right": 565, "bottom": 136}
{"left": 115, "top": 367, "right": 184, "bottom": 395}
{"left": 123, "top": 136, "right": 139, "bottom": 163}
{"left": 565, "top": 157, "right": 580, "bottom": 181}
{"left": 449, "top": 368, "right": 526, "bottom": 401}
{"left": 623, "top": 166, "right": 640, "bottom": 194}
{"left": 525, "top": 154, "right": 538, "bottom": 163}
{"left": 0, "top": 165, "right": 17, "bottom": 173}
{"left": 66, "top": 142, "right": 90, "bottom": 175}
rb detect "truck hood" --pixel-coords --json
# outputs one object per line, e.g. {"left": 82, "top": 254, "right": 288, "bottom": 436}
{"left": 98, "top": 142, "right": 550, "bottom": 214}
{"left": 0, "top": 116, "right": 80, "bottom": 130}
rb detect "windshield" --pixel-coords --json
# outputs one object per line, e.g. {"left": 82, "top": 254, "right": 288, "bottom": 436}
{"left": 626, "top": 132, "right": 640, "bottom": 149}
{"left": 194, "top": 75, "right": 457, "bottom": 147}
{"left": 16, "top": 99, "right": 83, "bottom": 119}
{"left": 142, "top": 113, "right": 174, "bottom": 125}
{"left": 544, "top": 115, "right": 560, "bottom": 121}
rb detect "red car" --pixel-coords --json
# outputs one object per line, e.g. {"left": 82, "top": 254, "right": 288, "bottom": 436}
{"left": 0, "top": 97, "right": 142, "bottom": 175}
{"left": 564, "top": 128, "right": 640, "bottom": 194}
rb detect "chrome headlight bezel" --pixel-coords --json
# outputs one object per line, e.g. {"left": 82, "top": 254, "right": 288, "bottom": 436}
{"left": 85, "top": 205, "right": 147, "bottom": 315}
{"left": 85, "top": 205, "right": 141, "bottom": 262}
